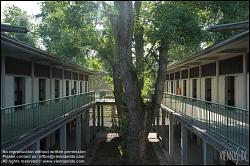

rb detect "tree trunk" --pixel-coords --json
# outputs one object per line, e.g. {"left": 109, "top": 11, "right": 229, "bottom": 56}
{"left": 112, "top": 64, "right": 128, "bottom": 138}
{"left": 114, "top": 1, "right": 147, "bottom": 163}
{"left": 147, "top": 40, "right": 169, "bottom": 137}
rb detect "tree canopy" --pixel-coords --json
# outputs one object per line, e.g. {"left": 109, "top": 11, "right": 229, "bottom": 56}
{"left": 1, "top": 1, "right": 249, "bottom": 162}
{"left": 2, "top": 5, "right": 38, "bottom": 46}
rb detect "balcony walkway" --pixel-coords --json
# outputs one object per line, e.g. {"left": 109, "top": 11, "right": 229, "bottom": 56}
{"left": 162, "top": 93, "right": 249, "bottom": 153}
{"left": 1, "top": 92, "right": 95, "bottom": 146}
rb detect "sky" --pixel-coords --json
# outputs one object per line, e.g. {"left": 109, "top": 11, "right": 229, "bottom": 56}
{"left": 1, "top": 1, "right": 42, "bottom": 21}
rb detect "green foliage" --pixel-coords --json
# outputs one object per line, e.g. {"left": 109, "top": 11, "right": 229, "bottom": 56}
{"left": 38, "top": 1, "right": 99, "bottom": 64}
{"left": 83, "top": 57, "right": 104, "bottom": 71}
{"left": 35, "top": 1, "right": 249, "bottom": 98}
{"left": 191, "top": 1, "right": 249, "bottom": 44}
{"left": 2, "top": 5, "right": 38, "bottom": 46}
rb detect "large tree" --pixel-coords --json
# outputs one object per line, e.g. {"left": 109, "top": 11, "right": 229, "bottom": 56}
{"left": 37, "top": 1, "right": 249, "bottom": 163}
{"left": 2, "top": 5, "right": 38, "bottom": 46}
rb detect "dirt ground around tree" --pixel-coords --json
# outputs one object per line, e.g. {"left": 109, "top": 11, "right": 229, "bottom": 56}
{"left": 90, "top": 137, "right": 159, "bottom": 165}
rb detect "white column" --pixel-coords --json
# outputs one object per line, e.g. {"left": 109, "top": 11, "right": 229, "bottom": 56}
{"left": 199, "top": 65, "right": 202, "bottom": 100}
{"left": 76, "top": 116, "right": 81, "bottom": 150}
{"left": 71, "top": 71, "right": 73, "bottom": 95}
{"left": 97, "top": 105, "right": 100, "bottom": 129}
{"left": 203, "top": 140, "right": 214, "bottom": 165}
{"left": 60, "top": 124, "right": 66, "bottom": 151}
{"left": 1, "top": 53, "right": 5, "bottom": 107}
{"left": 216, "top": 60, "right": 219, "bottom": 103}
{"left": 92, "top": 106, "right": 96, "bottom": 133}
{"left": 188, "top": 68, "right": 190, "bottom": 97}
{"left": 181, "top": 125, "right": 188, "bottom": 165}
{"left": 77, "top": 72, "right": 80, "bottom": 94}
{"left": 50, "top": 66, "right": 53, "bottom": 99}
{"left": 169, "top": 114, "right": 175, "bottom": 162}
{"left": 243, "top": 53, "right": 247, "bottom": 109}
{"left": 62, "top": 69, "right": 64, "bottom": 97}
{"left": 31, "top": 62, "right": 35, "bottom": 102}
{"left": 101, "top": 105, "right": 104, "bottom": 127}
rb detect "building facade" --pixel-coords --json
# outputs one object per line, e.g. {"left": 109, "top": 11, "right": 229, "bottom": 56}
{"left": 160, "top": 30, "right": 249, "bottom": 164}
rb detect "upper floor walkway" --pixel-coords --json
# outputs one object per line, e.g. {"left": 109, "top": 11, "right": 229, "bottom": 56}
{"left": 1, "top": 91, "right": 110, "bottom": 148}
{"left": 161, "top": 92, "right": 249, "bottom": 163}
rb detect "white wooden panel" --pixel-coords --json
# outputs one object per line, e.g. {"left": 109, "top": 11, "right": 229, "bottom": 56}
{"left": 25, "top": 77, "right": 32, "bottom": 104}
{"left": 218, "top": 76, "right": 225, "bottom": 105}
{"left": 5, "top": 75, "right": 14, "bottom": 107}
{"left": 200, "top": 78, "right": 205, "bottom": 100}
{"left": 235, "top": 75, "right": 244, "bottom": 109}
{"left": 211, "top": 77, "right": 217, "bottom": 103}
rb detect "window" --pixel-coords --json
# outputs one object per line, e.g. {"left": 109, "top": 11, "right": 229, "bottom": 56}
{"left": 183, "top": 80, "right": 187, "bottom": 96}
{"left": 192, "top": 79, "right": 197, "bottom": 99}
{"left": 66, "top": 80, "right": 69, "bottom": 96}
{"left": 225, "top": 76, "right": 235, "bottom": 106}
{"left": 205, "top": 78, "right": 212, "bottom": 101}
{"left": 14, "top": 77, "right": 25, "bottom": 106}
{"left": 55, "top": 80, "right": 60, "bottom": 98}
{"left": 39, "top": 79, "right": 46, "bottom": 101}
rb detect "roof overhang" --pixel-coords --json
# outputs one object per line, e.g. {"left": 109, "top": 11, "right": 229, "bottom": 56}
{"left": 167, "top": 30, "right": 249, "bottom": 73}
{"left": 1, "top": 35, "right": 96, "bottom": 75}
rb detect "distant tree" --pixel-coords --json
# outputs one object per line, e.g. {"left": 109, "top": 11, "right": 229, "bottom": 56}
{"left": 2, "top": 5, "right": 38, "bottom": 46}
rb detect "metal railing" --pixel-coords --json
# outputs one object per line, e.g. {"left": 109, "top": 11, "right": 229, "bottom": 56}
{"left": 162, "top": 92, "right": 249, "bottom": 151}
{"left": 1, "top": 92, "right": 95, "bottom": 145}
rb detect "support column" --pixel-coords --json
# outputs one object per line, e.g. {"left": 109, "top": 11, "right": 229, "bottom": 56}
{"left": 243, "top": 53, "right": 247, "bottom": 109}
{"left": 50, "top": 66, "right": 53, "bottom": 99}
{"left": 85, "top": 110, "right": 90, "bottom": 146}
{"left": 169, "top": 114, "right": 175, "bottom": 162}
{"left": 161, "top": 109, "right": 166, "bottom": 139}
{"left": 188, "top": 68, "right": 190, "bottom": 97}
{"left": 76, "top": 116, "right": 81, "bottom": 150}
{"left": 101, "top": 105, "right": 104, "bottom": 127}
{"left": 81, "top": 113, "right": 86, "bottom": 150}
{"left": 30, "top": 140, "right": 40, "bottom": 164}
{"left": 45, "top": 135, "right": 51, "bottom": 150}
{"left": 97, "top": 105, "right": 100, "bottom": 130}
{"left": 1, "top": 52, "right": 5, "bottom": 107}
{"left": 156, "top": 108, "right": 160, "bottom": 138}
{"left": 31, "top": 62, "right": 35, "bottom": 102}
{"left": 181, "top": 124, "right": 188, "bottom": 165}
{"left": 60, "top": 124, "right": 66, "bottom": 151}
{"left": 62, "top": 68, "right": 64, "bottom": 97}
{"left": 92, "top": 106, "right": 96, "bottom": 134}
{"left": 199, "top": 65, "right": 201, "bottom": 99}
{"left": 203, "top": 140, "right": 214, "bottom": 165}
{"left": 216, "top": 60, "right": 219, "bottom": 103}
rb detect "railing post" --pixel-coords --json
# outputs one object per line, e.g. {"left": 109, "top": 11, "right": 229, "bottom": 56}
{"left": 226, "top": 107, "right": 229, "bottom": 138}
{"left": 192, "top": 98, "right": 193, "bottom": 120}
{"left": 170, "top": 95, "right": 172, "bottom": 108}
{"left": 208, "top": 104, "right": 210, "bottom": 128}
{"left": 32, "top": 104, "right": 35, "bottom": 128}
